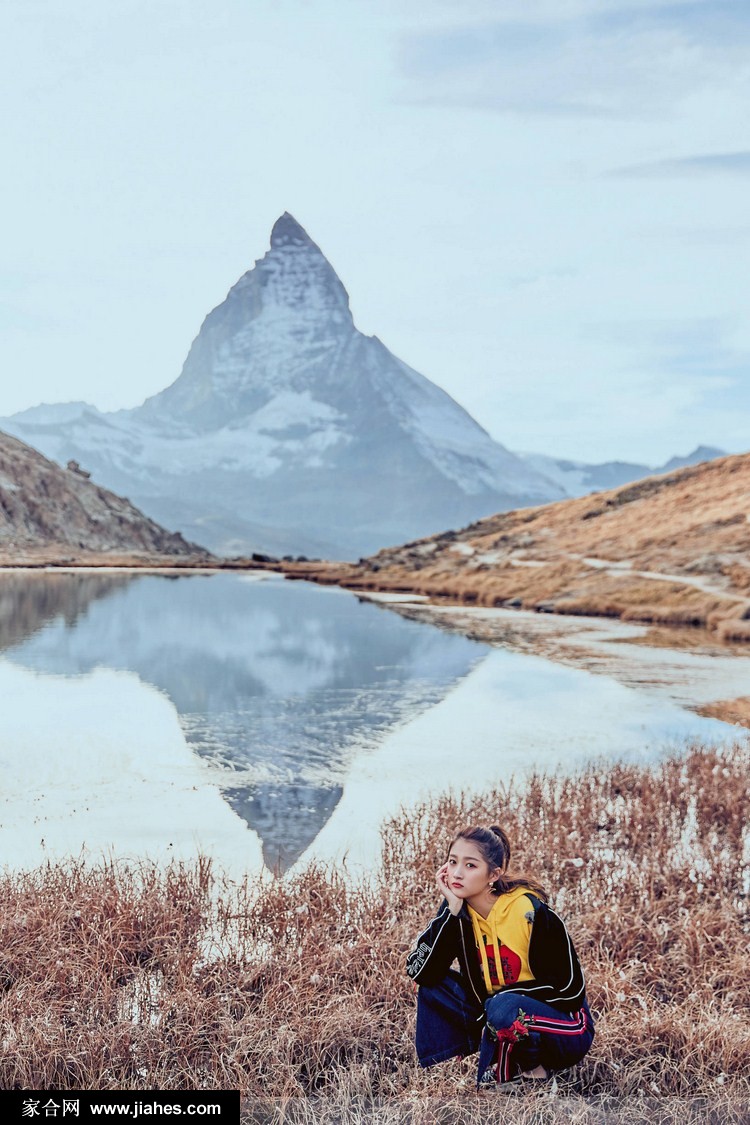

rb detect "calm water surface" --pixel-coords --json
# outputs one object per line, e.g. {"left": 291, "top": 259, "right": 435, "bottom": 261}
{"left": 0, "top": 571, "right": 486, "bottom": 868}
{"left": 0, "top": 571, "right": 741, "bottom": 874}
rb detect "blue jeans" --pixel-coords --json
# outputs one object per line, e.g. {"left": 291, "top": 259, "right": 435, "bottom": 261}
{"left": 415, "top": 970, "right": 484, "bottom": 1067}
{"left": 415, "top": 974, "right": 594, "bottom": 1084}
{"left": 479, "top": 991, "right": 595, "bottom": 1084}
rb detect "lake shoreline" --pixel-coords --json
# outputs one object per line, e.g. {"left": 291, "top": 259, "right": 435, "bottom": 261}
{"left": 4, "top": 553, "right": 749, "bottom": 654}
{"left": 2, "top": 568, "right": 747, "bottom": 877}
{"left": 3, "top": 561, "right": 749, "bottom": 740}
{"left": 353, "top": 593, "right": 750, "bottom": 731}
{"left": 3, "top": 542, "right": 750, "bottom": 643}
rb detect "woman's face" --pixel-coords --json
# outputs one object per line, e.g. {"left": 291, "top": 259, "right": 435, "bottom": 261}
{"left": 446, "top": 837, "right": 500, "bottom": 903}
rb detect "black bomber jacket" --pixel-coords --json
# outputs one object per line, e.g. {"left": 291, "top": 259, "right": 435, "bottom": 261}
{"left": 406, "top": 892, "right": 587, "bottom": 1016}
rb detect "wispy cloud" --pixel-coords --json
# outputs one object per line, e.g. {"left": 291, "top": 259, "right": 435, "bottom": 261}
{"left": 608, "top": 151, "right": 750, "bottom": 177}
{"left": 397, "top": 1, "right": 750, "bottom": 118}
{"left": 586, "top": 317, "right": 750, "bottom": 410}
{"left": 589, "top": 1, "right": 750, "bottom": 41}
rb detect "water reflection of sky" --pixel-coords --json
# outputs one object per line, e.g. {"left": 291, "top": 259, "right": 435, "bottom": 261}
{"left": 296, "top": 642, "right": 742, "bottom": 876}
{"left": 0, "top": 572, "right": 743, "bottom": 877}
{"left": 0, "top": 572, "right": 487, "bottom": 868}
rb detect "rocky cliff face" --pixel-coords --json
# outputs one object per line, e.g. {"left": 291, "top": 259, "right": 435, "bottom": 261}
{"left": 0, "top": 430, "right": 205, "bottom": 557}
{"left": 1, "top": 214, "right": 562, "bottom": 559}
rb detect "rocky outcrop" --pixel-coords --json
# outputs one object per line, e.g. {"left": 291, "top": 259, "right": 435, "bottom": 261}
{"left": 0, "top": 430, "right": 208, "bottom": 558}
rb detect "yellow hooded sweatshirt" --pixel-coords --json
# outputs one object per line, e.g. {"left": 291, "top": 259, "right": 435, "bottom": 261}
{"left": 467, "top": 886, "right": 536, "bottom": 994}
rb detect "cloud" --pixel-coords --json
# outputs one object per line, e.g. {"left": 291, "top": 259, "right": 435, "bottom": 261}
{"left": 587, "top": 317, "right": 750, "bottom": 410}
{"left": 493, "top": 313, "right": 750, "bottom": 461}
{"left": 590, "top": 0, "right": 750, "bottom": 41}
{"left": 396, "top": 1, "right": 750, "bottom": 118}
{"left": 608, "top": 151, "right": 750, "bottom": 177}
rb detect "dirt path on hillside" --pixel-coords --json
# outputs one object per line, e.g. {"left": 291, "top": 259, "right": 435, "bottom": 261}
{"left": 575, "top": 555, "right": 750, "bottom": 606}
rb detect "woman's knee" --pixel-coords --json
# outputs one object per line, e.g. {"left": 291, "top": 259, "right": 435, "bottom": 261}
{"left": 484, "top": 991, "right": 524, "bottom": 1031}
{"left": 418, "top": 974, "right": 478, "bottom": 1020}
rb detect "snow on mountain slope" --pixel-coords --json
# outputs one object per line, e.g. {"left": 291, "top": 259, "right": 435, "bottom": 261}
{"left": 2, "top": 214, "right": 562, "bottom": 558}
{"left": 520, "top": 446, "right": 727, "bottom": 498}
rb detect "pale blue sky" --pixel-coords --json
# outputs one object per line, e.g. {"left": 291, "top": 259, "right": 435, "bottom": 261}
{"left": 2, "top": 0, "right": 748, "bottom": 462}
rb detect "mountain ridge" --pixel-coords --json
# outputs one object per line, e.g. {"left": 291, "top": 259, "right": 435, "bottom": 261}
{"left": 521, "top": 444, "right": 727, "bottom": 497}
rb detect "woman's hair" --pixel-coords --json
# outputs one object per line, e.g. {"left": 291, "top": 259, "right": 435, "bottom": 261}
{"left": 448, "top": 825, "right": 548, "bottom": 901}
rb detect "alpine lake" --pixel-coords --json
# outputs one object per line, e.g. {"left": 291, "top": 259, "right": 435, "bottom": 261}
{"left": 0, "top": 569, "right": 746, "bottom": 877}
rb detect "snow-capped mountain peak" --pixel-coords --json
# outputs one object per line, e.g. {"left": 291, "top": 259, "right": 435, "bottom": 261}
{"left": 253, "top": 211, "right": 351, "bottom": 320}
{"left": 270, "top": 211, "right": 317, "bottom": 249}
{"left": 2, "top": 215, "right": 563, "bottom": 557}
{"left": 138, "top": 214, "right": 353, "bottom": 429}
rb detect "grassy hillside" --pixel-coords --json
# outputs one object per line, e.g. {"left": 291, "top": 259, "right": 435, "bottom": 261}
{"left": 281, "top": 452, "right": 750, "bottom": 644}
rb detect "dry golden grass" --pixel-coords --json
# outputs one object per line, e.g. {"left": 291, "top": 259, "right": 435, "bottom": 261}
{"left": 0, "top": 743, "right": 748, "bottom": 1123}
{"left": 280, "top": 452, "right": 750, "bottom": 644}
{"left": 714, "top": 621, "right": 750, "bottom": 644}
{"left": 695, "top": 697, "right": 750, "bottom": 731}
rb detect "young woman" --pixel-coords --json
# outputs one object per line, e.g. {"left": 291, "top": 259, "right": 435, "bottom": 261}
{"left": 406, "top": 825, "right": 594, "bottom": 1088}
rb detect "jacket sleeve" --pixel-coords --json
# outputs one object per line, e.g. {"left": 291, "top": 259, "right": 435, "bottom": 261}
{"left": 495, "top": 897, "right": 587, "bottom": 1012}
{"left": 529, "top": 903, "right": 586, "bottom": 1009}
{"left": 405, "top": 900, "right": 463, "bottom": 986}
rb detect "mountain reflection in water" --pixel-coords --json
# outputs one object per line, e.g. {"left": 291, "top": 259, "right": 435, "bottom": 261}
{"left": 1, "top": 572, "right": 486, "bottom": 869}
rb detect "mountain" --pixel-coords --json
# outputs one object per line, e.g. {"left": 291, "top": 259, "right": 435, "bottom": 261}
{"left": 660, "top": 445, "right": 726, "bottom": 473}
{"left": 287, "top": 452, "right": 750, "bottom": 644}
{"left": 0, "top": 429, "right": 207, "bottom": 560}
{"left": 0, "top": 213, "right": 562, "bottom": 559}
{"left": 519, "top": 445, "right": 726, "bottom": 498}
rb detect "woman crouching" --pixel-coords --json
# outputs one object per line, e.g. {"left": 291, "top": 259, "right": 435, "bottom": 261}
{"left": 406, "top": 825, "right": 594, "bottom": 1089}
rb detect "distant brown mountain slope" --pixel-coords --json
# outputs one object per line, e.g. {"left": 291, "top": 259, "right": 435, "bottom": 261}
{"left": 284, "top": 452, "right": 750, "bottom": 642}
{"left": 0, "top": 430, "right": 209, "bottom": 561}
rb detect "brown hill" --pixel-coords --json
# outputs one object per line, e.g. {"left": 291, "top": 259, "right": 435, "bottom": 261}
{"left": 0, "top": 430, "right": 210, "bottom": 563}
{"left": 281, "top": 452, "right": 750, "bottom": 643}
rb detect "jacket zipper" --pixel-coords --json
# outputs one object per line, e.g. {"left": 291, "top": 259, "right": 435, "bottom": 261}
{"left": 459, "top": 916, "right": 484, "bottom": 1008}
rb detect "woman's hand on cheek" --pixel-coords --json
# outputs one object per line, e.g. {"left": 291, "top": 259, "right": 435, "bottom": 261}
{"left": 436, "top": 863, "right": 463, "bottom": 915}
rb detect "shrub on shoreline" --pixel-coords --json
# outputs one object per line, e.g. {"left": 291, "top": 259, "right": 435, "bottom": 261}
{"left": 0, "top": 742, "right": 748, "bottom": 1123}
